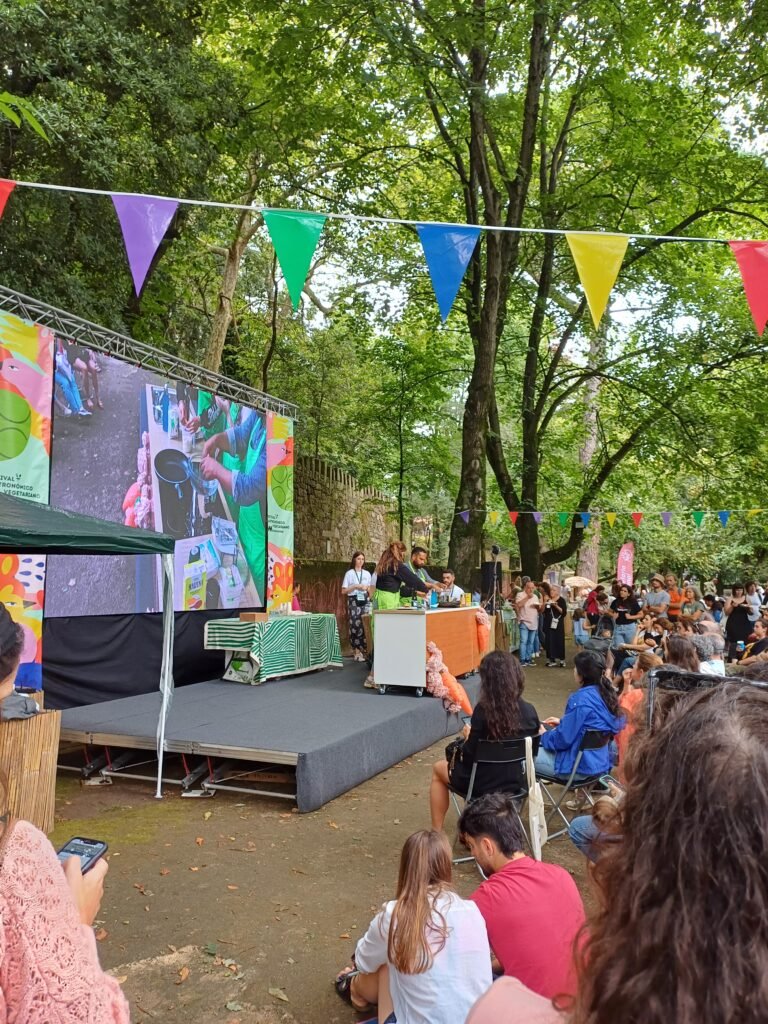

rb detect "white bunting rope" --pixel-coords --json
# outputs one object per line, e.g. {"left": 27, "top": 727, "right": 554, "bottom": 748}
{"left": 3, "top": 179, "right": 736, "bottom": 244}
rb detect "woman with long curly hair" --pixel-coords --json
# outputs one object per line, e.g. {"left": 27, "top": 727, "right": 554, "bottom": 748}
{"left": 334, "top": 829, "right": 491, "bottom": 1023}
{"left": 468, "top": 680, "right": 768, "bottom": 1023}
{"left": 535, "top": 650, "right": 624, "bottom": 781}
{"left": 429, "top": 651, "right": 540, "bottom": 830}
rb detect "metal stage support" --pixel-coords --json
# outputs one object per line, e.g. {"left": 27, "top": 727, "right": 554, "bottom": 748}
{"left": 59, "top": 745, "right": 297, "bottom": 803}
{"left": 0, "top": 285, "right": 297, "bottom": 419}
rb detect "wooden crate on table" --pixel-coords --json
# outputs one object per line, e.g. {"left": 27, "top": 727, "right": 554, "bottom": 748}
{"left": 0, "top": 702, "right": 62, "bottom": 835}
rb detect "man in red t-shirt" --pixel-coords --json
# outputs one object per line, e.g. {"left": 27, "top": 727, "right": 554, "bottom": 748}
{"left": 458, "top": 792, "right": 585, "bottom": 999}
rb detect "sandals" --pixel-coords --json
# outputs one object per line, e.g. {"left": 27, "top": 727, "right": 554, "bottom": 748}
{"left": 334, "top": 966, "right": 374, "bottom": 1012}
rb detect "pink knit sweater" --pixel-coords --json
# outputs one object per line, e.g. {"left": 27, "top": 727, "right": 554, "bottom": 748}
{"left": 0, "top": 819, "right": 130, "bottom": 1023}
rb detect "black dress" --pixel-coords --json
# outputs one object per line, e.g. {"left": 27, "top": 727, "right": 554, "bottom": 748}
{"left": 543, "top": 596, "right": 568, "bottom": 661}
{"left": 725, "top": 600, "right": 752, "bottom": 660}
{"left": 449, "top": 701, "right": 540, "bottom": 798}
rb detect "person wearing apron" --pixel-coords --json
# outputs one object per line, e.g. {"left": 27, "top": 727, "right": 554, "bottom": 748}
{"left": 201, "top": 410, "right": 267, "bottom": 600}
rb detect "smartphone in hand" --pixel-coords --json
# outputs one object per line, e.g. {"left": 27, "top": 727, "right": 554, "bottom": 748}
{"left": 57, "top": 837, "right": 108, "bottom": 874}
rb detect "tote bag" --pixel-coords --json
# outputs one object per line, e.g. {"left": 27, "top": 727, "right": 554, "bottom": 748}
{"left": 525, "top": 736, "right": 548, "bottom": 860}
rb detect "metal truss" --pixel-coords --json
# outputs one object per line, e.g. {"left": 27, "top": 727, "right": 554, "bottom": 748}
{"left": 0, "top": 285, "right": 298, "bottom": 419}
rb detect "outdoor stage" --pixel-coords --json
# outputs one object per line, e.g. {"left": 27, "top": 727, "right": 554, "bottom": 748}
{"left": 59, "top": 662, "right": 480, "bottom": 812}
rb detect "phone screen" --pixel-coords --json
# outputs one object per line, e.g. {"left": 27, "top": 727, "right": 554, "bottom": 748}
{"left": 57, "top": 837, "right": 108, "bottom": 873}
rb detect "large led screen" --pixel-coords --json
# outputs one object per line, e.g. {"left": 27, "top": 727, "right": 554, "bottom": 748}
{"left": 46, "top": 341, "right": 267, "bottom": 616}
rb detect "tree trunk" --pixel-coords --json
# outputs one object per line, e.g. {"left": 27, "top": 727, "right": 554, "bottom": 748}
{"left": 576, "top": 326, "right": 605, "bottom": 581}
{"left": 203, "top": 220, "right": 252, "bottom": 373}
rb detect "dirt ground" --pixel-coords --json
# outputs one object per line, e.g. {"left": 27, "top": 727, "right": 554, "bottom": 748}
{"left": 50, "top": 658, "right": 590, "bottom": 1024}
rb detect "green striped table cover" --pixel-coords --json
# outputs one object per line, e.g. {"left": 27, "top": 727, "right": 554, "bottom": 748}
{"left": 205, "top": 614, "right": 342, "bottom": 682}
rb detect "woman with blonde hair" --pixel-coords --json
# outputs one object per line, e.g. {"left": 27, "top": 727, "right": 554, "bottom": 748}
{"left": 334, "top": 830, "right": 491, "bottom": 1023}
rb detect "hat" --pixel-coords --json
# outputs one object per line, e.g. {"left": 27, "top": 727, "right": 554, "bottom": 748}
{"left": 650, "top": 573, "right": 665, "bottom": 586}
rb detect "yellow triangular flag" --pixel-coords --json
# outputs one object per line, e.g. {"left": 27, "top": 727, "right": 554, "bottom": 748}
{"left": 747, "top": 509, "right": 762, "bottom": 517}
{"left": 565, "top": 232, "right": 629, "bottom": 329}
{"left": 488, "top": 510, "right": 500, "bottom": 526}
{"left": 605, "top": 512, "right": 617, "bottom": 528}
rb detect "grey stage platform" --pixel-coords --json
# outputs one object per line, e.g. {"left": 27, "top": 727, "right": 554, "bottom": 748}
{"left": 60, "top": 662, "right": 479, "bottom": 812}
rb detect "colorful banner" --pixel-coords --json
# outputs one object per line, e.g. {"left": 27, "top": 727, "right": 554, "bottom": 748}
{"left": 112, "top": 194, "right": 179, "bottom": 295}
{"left": 565, "top": 232, "right": 629, "bottom": 329}
{"left": 660, "top": 511, "right": 673, "bottom": 527}
{"left": 616, "top": 541, "right": 634, "bottom": 585}
{"left": 718, "top": 510, "right": 731, "bottom": 527}
{"left": 0, "top": 179, "right": 15, "bottom": 220}
{"left": 729, "top": 241, "right": 768, "bottom": 336}
{"left": 580, "top": 512, "right": 591, "bottom": 528}
{"left": 692, "top": 510, "right": 706, "bottom": 528}
{"left": 263, "top": 210, "right": 327, "bottom": 310}
{"left": 0, "top": 311, "right": 54, "bottom": 687}
{"left": 416, "top": 224, "right": 481, "bottom": 322}
{"left": 604, "top": 512, "right": 616, "bottom": 528}
{"left": 508, "top": 510, "right": 518, "bottom": 525}
{"left": 266, "top": 412, "right": 294, "bottom": 611}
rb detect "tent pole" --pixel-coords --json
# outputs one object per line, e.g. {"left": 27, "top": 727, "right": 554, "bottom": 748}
{"left": 155, "top": 552, "right": 175, "bottom": 798}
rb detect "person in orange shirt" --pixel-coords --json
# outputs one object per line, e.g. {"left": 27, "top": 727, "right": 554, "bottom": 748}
{"left": 664, "top": 573, "right": 684, "bottom": 621}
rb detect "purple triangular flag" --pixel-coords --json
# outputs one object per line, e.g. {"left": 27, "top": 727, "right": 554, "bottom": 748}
{"left": 112, "top": 193, "right": 179, "bottom": 295}
{"left": 416, "top": 224, "right": 481, "bottom": 322}
{"left": 532, "top": 511, "right": 543, "bottom": 524}
{"left": 660, "top": 511, "right": 673, "bottom": 527}
{"left": 718, "top": 510, "right": 731, "bottom": 528}
{"left": 459, "top": 510, "right": 470, "bottom": 525}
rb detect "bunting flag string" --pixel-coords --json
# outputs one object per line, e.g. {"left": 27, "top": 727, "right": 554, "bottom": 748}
{"left": 451, "top": 507, "right": 766, "bottom": 526}
{"left": 4, "top": 177, "right": 768, "bottom": 327}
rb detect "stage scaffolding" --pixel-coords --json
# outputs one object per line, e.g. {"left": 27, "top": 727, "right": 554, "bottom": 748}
{"left": 0, "top": 285, "right": 297, "bottom": 419}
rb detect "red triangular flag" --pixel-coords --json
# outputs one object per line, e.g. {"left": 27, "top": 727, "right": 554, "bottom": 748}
{"left": 730, "top": 241, "right": 768, "bottom": 336}
{"left": 508, "top": 510, "right": 518, "bottom": 525}
{"left": 631, "top": 512, "right": 643, "bottom": 528}
{"left": 0, "top": 180, "right": 16, "bottom": 220}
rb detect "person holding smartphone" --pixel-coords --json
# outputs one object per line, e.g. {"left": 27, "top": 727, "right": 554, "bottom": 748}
{"left": 0, "top": 603, "right": 129, "bottom": 1023}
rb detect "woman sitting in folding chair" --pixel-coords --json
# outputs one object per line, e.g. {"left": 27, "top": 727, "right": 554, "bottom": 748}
{"left": 429, "top": 651, "right": 541, "bottom": 831}
{"left": 535, "top": 651, "right": 625, "bottom": 787}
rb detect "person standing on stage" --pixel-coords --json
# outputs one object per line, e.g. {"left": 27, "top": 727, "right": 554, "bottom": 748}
{"left": 399, "top": 546, "right": 441, "bottom": 604}
{"left": 441, "top": 569, "right": 464, "bottom": 603}
{"left": 373, "top": 542, "right": 436, "bottom": 611}
{"left": 342, "top": 551, "right": 373, "bottom": 662}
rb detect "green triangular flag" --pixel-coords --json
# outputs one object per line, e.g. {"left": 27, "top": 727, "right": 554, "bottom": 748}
{"left": 691, "top": 510, "right": 706, "bottom": 528}
{"left": 263, "top": 209, "right": 327, "bottom": 309}
{"left": 557, "top": 512, "right": 570, "bottom": 528}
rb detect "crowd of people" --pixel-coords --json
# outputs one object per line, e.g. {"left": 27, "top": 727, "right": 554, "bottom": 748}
{"left": 331, "top": 569, "right": 768, "bottom": 1023}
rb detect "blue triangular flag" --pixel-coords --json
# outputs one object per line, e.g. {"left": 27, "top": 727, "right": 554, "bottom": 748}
{"left": 718, "top": 510, "right": 731, "bottom": 528}
{"left": 580, "top": 512, "right": 591, "bottom": 528}
{"left": 416, "top": 224, "right": 481, "bottom": 322}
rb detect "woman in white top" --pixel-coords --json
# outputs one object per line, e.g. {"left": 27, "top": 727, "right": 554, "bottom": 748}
{"left": 746, "top": 581, "right": 762, "bottom": 623}
{"left": 335, "top": 830, "right": 492, "bottom": 1024}
{"left": 342, "top": 551, "right": 373, "bottom": 661}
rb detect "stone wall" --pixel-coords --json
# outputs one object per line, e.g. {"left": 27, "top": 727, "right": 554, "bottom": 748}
{"left": 294, "top": 455, "right": 398, "bottom": 562}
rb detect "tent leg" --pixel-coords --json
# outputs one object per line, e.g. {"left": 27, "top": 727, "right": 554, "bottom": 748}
{"left": 156, "top": 552, "right": 175, "bottom": 798}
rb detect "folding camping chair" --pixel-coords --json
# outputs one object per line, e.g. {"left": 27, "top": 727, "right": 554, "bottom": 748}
{"left": 536, "top": 729, "right": 613, "bottom": 839}
{"left": 449, "top": 738, "right": 532, "bottom": 872}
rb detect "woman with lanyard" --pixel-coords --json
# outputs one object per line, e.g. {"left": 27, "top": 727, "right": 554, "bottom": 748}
{"left": 342, "top": 552, "right": 373, "bottom": 662}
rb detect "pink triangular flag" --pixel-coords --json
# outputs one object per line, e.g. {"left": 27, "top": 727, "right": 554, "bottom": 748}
{"left": 730, "top": 241, "right": 768, "bottom": 335}
{"left": 112, "top": 193, "right": 179, "bottom": 295}
{"left": 0, "top": 180, "right": 16, "bottom": 220}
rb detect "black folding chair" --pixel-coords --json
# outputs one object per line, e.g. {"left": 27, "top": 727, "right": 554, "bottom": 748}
{"left": 536, "top": 729, "right": 613, "bottom": 839}
{"left": 449, "top": 737, "right": 533, "bottom": 870}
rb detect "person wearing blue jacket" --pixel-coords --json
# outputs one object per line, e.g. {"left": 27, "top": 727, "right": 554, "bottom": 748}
{"left": 535, "top": 650, "right": 625, "bottom": 778}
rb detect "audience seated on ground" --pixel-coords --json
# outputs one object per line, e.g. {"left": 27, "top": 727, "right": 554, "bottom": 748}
{"left": 468, "top": 678, "right": 768, "bottom": 1023}
{"left": 430, "top": 651, "right": 540, "bottom": 831}
{"left": 459, "top": 793, "right": 585, "bottom": 999}
{"left": 334, "top": 830, "right": 491, "bottom": 1024}
{"left": 0, "top": 603, "right": 130, "bottom": 1023}
{"left": 535, "top": 651, "right": 624, "bottom": 781}
{"left": 662, "top": 633, "right": 700, "bottom": 672}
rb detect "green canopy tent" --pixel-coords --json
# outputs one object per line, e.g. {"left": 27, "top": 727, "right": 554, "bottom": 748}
{"left": 0, "top": 491, "right": 176, "bottom": 798}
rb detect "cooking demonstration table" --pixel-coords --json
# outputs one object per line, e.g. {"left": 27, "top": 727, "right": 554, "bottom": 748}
{"left": 205, "top": 613, "right": 343, "bottom": 684}
{"left": 373, "top": 606, "right": 483, "bottom": 695}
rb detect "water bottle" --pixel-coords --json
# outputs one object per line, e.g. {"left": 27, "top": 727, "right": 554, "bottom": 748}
{"left": 737, "top": 641, "right": 745, "bottom": 654}
{"left": 430, "top": 589, "right": 438, "bottom": 608}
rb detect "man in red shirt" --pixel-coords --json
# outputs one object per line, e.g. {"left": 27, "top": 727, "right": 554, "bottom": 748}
{"left": 665, "top": 573, "right": 684, "bottom": 621}
{"left": 458, "top": 793, "right": 585, "bottom": 999}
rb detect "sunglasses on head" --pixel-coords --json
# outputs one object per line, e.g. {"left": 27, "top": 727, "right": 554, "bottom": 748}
{"left": 645, "top": 667, "right": 768, "bottom": 729}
